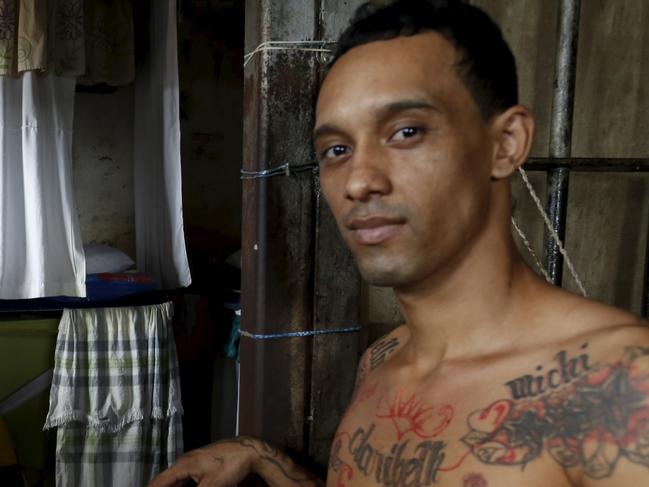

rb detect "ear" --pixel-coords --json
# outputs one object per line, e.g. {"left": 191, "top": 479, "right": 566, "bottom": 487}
{"left": 490, "top": 105, "right": 534, "bottom": 179}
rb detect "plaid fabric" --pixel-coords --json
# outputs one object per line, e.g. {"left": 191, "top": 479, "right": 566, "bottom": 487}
{"left": 44, "top": 303, "right": 183, "bottom": 487}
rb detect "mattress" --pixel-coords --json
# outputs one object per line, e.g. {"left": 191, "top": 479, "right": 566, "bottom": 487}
{"left": 0, "top": 273, "right": 160, "bottom": 312}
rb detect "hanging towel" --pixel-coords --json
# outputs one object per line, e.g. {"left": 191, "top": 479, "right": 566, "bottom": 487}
{"left": 44, "top": 303, "right": 183, "bottom": 487}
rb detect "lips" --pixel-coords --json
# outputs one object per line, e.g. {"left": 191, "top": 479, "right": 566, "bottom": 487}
{"left": 347, "top": 216, "right": 405, "bottom": 245}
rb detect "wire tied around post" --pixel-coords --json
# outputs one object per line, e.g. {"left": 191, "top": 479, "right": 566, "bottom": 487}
{"left": 244, "top": 40, "right": 336, "bottom": 67}
{"left": 240, "top": 163, "right": 319, "bottom": 180}
{"left": 238, "top": 326, "right": 361, "bottom": 340}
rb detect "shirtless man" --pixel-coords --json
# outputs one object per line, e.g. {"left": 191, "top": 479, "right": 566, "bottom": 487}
{"left": 150, "top": 1, "right": 649, "bottom": 486}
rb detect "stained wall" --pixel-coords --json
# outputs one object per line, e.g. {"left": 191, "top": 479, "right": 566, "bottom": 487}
{"left": 73, "top": 87, "right": 136, "bottom": 258}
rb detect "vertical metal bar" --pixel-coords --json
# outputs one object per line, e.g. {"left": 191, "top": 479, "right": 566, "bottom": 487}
{"left": 544, "top": 168, "right": 570, "bottom": 284}
{"left": 642, "top": 231, "right": 649, "bottom": 318}
{"left": 544, "top": 0, "right": 581, "bottom": 285}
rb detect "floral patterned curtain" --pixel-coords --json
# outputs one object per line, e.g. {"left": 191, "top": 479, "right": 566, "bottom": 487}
{"left": 0, "top": 0, "right": 134, "bottom": 85}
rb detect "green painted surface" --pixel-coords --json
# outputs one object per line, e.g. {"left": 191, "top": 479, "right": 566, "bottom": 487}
{"left": 0, "top": 318, "right": 59, "bottom": 469}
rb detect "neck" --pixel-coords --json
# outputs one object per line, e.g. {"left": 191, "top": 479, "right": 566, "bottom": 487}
{"left": 394, "top": 218, "right": 545, "bottom": 370}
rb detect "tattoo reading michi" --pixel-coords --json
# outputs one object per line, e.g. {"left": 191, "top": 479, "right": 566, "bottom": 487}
{"left": 463, "top": 344, "right": 649, "bottom": 479}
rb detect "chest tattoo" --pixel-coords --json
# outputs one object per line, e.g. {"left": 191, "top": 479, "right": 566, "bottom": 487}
{"left": 463, "top": 344, "right": 649, "bottom": 479}
{"left": 334, "top": 343, "right": 649, "bottom": 484}
{"left": 370, "top": 337, "right": 400, "bottom": 370}
{"left": 331, "top": 424, "right": 446, "bottom": 487}
{"left": 377, "top": 390, "right": 453, "bottom": 440}
{"left": 505, "top": 343, "right": 591, "bottom": 400}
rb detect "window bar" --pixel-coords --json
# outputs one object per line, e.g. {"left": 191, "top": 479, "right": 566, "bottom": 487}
{"left": 644, "top": 225, "right": 649, "bottom": 318}
{"left": 526, "top": 157, "right": 649, "bottom": 172}
{"left": 544, "top": 0, "right": 581, "bottom": 285}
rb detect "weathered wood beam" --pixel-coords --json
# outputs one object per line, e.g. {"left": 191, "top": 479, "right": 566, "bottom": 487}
{"left": 241, "top": 0, "right": 366, "bottom": 468}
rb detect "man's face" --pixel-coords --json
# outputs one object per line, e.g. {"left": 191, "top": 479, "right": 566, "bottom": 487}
{"left": 314, "top": 32, "right": 497, "bottom": 291}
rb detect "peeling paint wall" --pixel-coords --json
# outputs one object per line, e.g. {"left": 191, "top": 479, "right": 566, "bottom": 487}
{"left": 72, "top": 88, "right": 136, "bottom": 258}
{"left": 178, "top": 1, "right": 243, "bottom": 242}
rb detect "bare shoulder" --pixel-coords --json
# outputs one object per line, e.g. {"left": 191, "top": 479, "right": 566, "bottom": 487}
{"left": 578, "top": 318, "right": 649, "bottom": 357}
{"left": 510, "top": 297, "right": 649, "bottom": 486}
{"left": 549, "top": 289, "right": 649, "bottom": 356}
{"left": 458, "top": 291, "right": 649, "bottom": 486}
{"left": 534, "top": 283, "right": 646, "bottom": 349}
{"left": 564, "top": 320, "right": 649, "bottom": 486}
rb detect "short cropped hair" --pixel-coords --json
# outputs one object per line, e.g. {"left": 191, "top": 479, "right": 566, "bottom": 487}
{"left": 331, "top": 0, "right": 518, "bottom": 120}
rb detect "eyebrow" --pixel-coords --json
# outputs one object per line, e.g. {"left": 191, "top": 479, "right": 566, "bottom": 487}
{"left": 382, "top": 99, "right": 438, "bottom": 115}
{"left": 313, "top": 99, "right": 438, "bottom": 140}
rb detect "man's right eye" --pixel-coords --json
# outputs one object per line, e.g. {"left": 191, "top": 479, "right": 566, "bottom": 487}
{"left": 321, "top": 145, "right": 349, "bottom": 160}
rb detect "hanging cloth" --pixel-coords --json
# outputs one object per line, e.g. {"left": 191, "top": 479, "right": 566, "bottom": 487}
{"left": 77, "top": 0, "right": 135, "bottom": 86}
{"left": 0, "top": 71, "right": 85, "bottom": 299}
{"left": 0, "top": 0, "right": 86, "bottom": 77}
{"left": 43, "top": 303, "right": 184, "bottom": 486}
{"left": 0, "top": 0, "right": 134, "bottom": 84}
{"left": 134, "top": 0, "right": 192, "bottom": 289}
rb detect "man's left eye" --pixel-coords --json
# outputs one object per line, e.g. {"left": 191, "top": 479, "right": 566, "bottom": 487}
{"left": 392, "top": 127, "right": 421, "bottom": 140}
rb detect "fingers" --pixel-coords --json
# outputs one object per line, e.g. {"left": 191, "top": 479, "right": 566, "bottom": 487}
{"left": 197, "top": 475, "right": 221, "bottom": 487}
{"left": 148, "top": 464, "right": 193, "bottom": 487}
{"left": 150, "top": 440, "right": 255, "bottom": 487}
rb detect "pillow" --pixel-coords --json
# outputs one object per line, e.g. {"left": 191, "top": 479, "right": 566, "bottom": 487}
{"left": 83, "top": 244, "right": 135, "bottom": 274}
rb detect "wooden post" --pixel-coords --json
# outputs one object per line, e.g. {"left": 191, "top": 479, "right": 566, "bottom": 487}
{"left": 240, "top": 0, "right": 364, "bottom": 466}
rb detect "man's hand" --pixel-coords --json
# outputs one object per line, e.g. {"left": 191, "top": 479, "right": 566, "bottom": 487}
{"left": 148, "top": 437, "right": 257, "bottom": 487}
{"left": 149, "top": 436, "right": 324, "bottom": 487}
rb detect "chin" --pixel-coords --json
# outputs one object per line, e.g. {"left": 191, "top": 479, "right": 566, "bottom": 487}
{"left": 358, "top": 263, "right": 416, "bottom": 288}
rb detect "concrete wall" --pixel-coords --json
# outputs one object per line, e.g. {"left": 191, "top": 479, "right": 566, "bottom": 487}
{"left": 71, "top": 1, "right": 244, "bottom": 267}
{"left": 365, "top": 0, "right": 649, "bottom": 338}
{"left": 72, "top": 87, "right": 136, "bottom": 258}
{"left": 179, "top": 5, "right": 243, "bottom": 242}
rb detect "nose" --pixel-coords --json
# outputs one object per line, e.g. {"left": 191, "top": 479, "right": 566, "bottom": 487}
{"left": 345, "top": 144, "right": 392, "bottom": 202}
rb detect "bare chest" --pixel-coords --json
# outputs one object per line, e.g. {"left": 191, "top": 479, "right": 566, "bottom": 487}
{"left": 326, "top": 380, "right": 573, "bottom": 487}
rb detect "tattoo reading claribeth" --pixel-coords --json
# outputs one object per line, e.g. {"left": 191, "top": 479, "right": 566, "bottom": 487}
{"left": 332, "top": 423, "right": 446, "bottom": 487}
{"left": 463, "top": 345, "right": 649, "bottom": 479}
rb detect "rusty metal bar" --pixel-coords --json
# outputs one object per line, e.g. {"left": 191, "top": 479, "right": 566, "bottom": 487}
{"left": 544, "top": 0, "right": 581, "bottom": 285}
{"left": 240, "top": 0, "right": 320, "bottom": 455}
{"left": 644, "top": 235, "right": 649, "bottom": 318}
{"left": 525, "top": 157, "right": 649, "bottom": 172}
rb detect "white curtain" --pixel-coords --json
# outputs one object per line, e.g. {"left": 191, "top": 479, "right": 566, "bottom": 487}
{"left": 134, "top": 0, "right": 192, "bottom": 289}
{"left": 0, "top": 72, "right": 85, "bottom": 299}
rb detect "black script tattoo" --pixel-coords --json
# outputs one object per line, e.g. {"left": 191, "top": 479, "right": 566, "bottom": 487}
{"left": 370, "top": 337, "right": 400, "bottom": 370}
{"left": 346, "top": 423, "right": 446, "bottom": 487}
{"left": 505, "top": 343, "right": 591, "bottom": 400}
{"left": 238, "top": 437, "right": 325, "bottom": 487}
{"left": 464, "top": 346, "right": 649, "bottom": 480}
{"left": 330, "top": 436, "right": 354, "bottom": 485}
